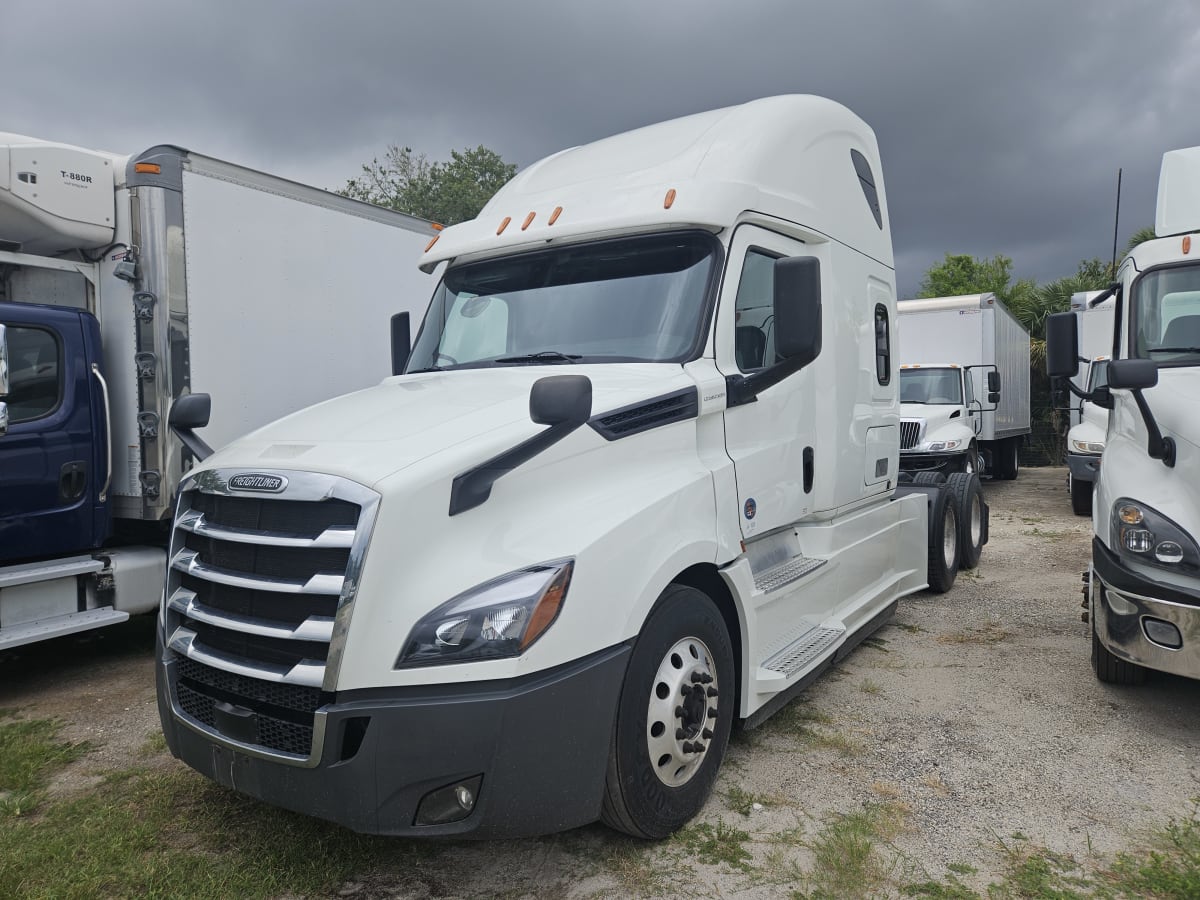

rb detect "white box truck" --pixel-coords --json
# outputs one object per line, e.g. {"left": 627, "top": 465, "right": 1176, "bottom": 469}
{"left": 1065, "top": 290, "right": 1115, "bottom": 515}
{"left": 0, "top": 133, "right": 435, "bottom": 650}
{"left": 1048, "top": 145, "right": 1200, "bottom": 685}
{"left": 151, "top": 96, "right": 988, "bottom": 839}
{"left": 896, "top": 293, "right": 1031, "bottom": 478}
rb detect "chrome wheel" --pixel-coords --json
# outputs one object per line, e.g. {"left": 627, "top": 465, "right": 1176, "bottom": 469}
{"left": 942, "top": 504, "right": 958, "bottom": 571}
{"left": 646, "top": 636, "right": 719, "bottom": 788}
{"left": 969, "top": 493, "right": 983, "bottom": 548}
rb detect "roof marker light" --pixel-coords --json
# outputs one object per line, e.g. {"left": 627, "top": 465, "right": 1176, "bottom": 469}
{"left": 548, "top": 206, "right": 562, "bottom": 225}
{"left": 431, "top": 223, "right": 444, "bottom": 232}
{"left": 1184, "top": 236, "right": 1192, "bottom": 254}
{"left": 497, "top": 217, "right": 511, "bottom": 235}
{"left": 424, "top": 234, "right": 439, "bottom": 252}
{"left": 664, "top": 189, "right": 676, "bottom": 209}
{"left": 134, "top": 163, "right": 161, "bottom": 174}
{"left": 522, "top": 212, "right": 536, "bottom": 231}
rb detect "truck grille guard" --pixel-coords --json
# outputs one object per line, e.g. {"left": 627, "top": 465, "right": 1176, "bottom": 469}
{"left": 161, "top": 468, "right": 380, "bottom": 766}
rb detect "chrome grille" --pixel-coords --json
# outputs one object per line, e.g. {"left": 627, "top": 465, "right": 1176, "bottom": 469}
{"left": 899, "top": 420, "right": 923, "bottom": 450}
{"left": 162, "top": 469, "right": 379, "bottom": 764}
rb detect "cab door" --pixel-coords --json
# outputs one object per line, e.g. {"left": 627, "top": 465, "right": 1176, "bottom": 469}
{"left": 0, "top": 302, "right": 109, "bottom": 563}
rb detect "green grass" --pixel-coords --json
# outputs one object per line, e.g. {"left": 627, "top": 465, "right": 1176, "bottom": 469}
{"left": 0, "top": 718, "right": 89, "bottom": 818}
{"left": 672, "top": 821, "right": 754, "bottom": 872}
{"left": 724, "top": 784, "right": 781, "bottom": 817}
{"left": 790, "top": 801, "right": 908, "bottom": 899}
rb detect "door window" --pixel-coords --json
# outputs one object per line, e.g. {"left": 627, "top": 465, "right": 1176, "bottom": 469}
{"left": 733, "top": 249, "right": 777, "bottom": 371}
{"left": 6, "top": 326, "right": 61, "bottom": 422}
{"left": 963, "top": 370, "right": 975, "bottom": 406}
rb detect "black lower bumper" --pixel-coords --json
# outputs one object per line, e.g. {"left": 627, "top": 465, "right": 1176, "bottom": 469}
{"left": 898, "top": 451, "right": 961, "bottom": 472}
{"left": 157, "top": 643, "right": 631, "bottom": 837}
{"left": 1067, "top": 452, "right": 1101, "bottom": 483}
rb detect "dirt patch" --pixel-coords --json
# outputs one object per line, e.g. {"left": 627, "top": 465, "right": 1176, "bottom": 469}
{"left": 5, "top": 467, "right": 1200, "bottom": 897}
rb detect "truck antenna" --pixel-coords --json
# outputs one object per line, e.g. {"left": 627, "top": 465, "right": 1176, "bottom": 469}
{"left": 1110, "top": 168, "right": 1122, "bottom": 278}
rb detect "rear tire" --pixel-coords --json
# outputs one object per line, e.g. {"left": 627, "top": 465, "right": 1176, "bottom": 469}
{"left": 1070, "top": 472, "right": 1093, "bottom": 517}
{"left": 946, "top": 472, "right": 984, "bottom": 569}
{"left": 926, "top": 488, "right": 959, "bottom": 593}
{"left": 1092, "top": 600, "right": 1146, "bottom": 685}
{"left": 601, "top": 584, "right": 735, "bottom": 838}
{"left": 960, "top": 445, "right": 981, "bottom": 476}
{"left": 998, "top": 439, "right": 1020, "bottom": 480}
{"left": 913, "top": 471, "right": 946, "bottom": 486}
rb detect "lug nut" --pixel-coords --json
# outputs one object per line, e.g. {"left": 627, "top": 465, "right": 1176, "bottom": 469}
{"left": 681, "top": 741, "right": 695, "bottom": 753}
{"left": 701, "top": 673, "right": 713, "bottom": 684}
{"left": 694, "top": 742, "right": 706, "bottom": 753}
{"left": 676, "top": 728, "right": 687, "bottom": 740}
{"left": 707, "top": 687, "right": 718, "bottom": 697}
{"left": 691, "top": 672, "right": 704, "bottom": 683}
{"left": 707, "top": 709, "right": 717, "bottom": 719}
{"left": 675, "top": 706, "right": 686, "bottom": 718}
{"left": 702, "top": 728, "right": 714, "bottom": 739}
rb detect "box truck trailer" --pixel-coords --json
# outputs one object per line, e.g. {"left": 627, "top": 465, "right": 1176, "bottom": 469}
{"left": 895, "top": 293, "right": 1031, "bottom": 478}
{"left": 153, "top": 96, "right": 988, "bottom": 839}
{"left": 1065, "top": 291, "right": 1116, "bottom": 515}
{"left": 1048, "top": 145, "right": 1200, "bottom": 685}
{"left": 0, "top": 133, "right": 436, "bottom": 650}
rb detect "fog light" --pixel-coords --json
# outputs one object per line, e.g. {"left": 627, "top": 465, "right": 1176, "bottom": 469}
{"left": 414, "top": 775, "right": 483, "bottom": 826}
{"left": 1143, "top": 618, "right": 1183, "bottom": 650}
{"left": 1123, "top": 529, "right": 1154, "bottom": 553}
{"left": 1155, "top": 541, "right": 1184, "bottom": 564}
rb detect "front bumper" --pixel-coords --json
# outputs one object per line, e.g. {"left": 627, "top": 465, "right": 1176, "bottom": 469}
{"left": 1067, "top": 451, "right": 1101, "bottom": 484}
{"left": 157, "top": 641, "right": 631, "bottom": 837}
{"left": 899, "top": 451, "right": 962, "bottom": 472}
{"left": 1092, "top": 538, "right": 1200, "bottom": 680}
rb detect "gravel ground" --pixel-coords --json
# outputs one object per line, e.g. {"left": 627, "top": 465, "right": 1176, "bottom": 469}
{"left": 4, "top": 465, "right": 1200, "bottom": 898}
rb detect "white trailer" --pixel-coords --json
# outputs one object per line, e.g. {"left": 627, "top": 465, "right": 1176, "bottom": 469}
{"left": 896, "top": 293, "right": 1031, "bottom": 478}
{"left": 1065, "top": 291, "right": 1115, "bottom": 514}
{"left": 1048, "top": 144, "right": 1200, "bottom": 685}
{"left": 0, "top": 133, "right": 436, "bottom": 649}
{"left": 153, "top": 95, "right": 987, "bottom": 840}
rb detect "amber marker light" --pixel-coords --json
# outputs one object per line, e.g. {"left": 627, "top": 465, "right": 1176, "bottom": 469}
{"left": 519, "top": 562, "right": 574, "bottom": 651}
{"left": 522, "top": 212, "right": 536, "bottom": 230}
{"left": 1184, "top": 236, "right": 1192, "bottom": 254}
{"left": 497, "top": 216, "right": 511, "bottom": 235}
{"left": 431, "top": 223, "right": 444, "bottom": 232}
{"left": 424, "top": 234, "right": 440, "bottom": 252}
{"left": 134, "top": 163, "right": 161, "bottom": 174}
{"left": 664, "top": 188, "right": 677, "bottom": 209}
{"left": 548, "top": 206, "right": 563, "bottom": 225}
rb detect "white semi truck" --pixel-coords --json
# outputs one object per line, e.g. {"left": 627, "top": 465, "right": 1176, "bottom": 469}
{"left": 0, "top": 134, "right": 435, "bottom": 650}
{"left": 1065, "top": 291, "right": 1116, "bottom": 515}
{"left": 153, "top": 96, "right": 986, "bottom": 839}
{"left": 1048, "top": 145, "right": 1200, "bottom": 685}
{"left": 895, "top": 294, "right": 1031, "bottom": 478}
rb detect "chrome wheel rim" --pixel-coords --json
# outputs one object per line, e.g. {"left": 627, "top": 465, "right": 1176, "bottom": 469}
{"left": 970, "top": 493, "right": 983, "bottom": 547}
{"left": 646, "top": 636, "right": 719, "bottom": 787}
{"left": 943, "top": 505, "right": 958, "bottom": 570}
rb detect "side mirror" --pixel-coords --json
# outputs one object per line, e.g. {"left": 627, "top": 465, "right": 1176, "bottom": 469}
{"left": 1107, "top": 359, "right": 1158, "bottom": 391}
{"left": 391, "top": 312, "right": 411, "bottom": 376}
{"left": 987, "top": 392, "right": 1000, "bottom": 404}
{"left": 530, "top": 374, "right": 592, "bottom": 426}
{"left": 169, "top": 392, "right": 213, "bottom": 461}
{"left": 987, "top": 370, "right": 1001, "bottom": 393}
{"left": 773, "top": 256, "right": 822, "bottom": 368}
{"left": 1046, "top": 313, "right": 1080, "bottom": 378}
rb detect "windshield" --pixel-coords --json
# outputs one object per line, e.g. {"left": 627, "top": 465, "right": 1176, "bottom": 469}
{"left": 1133, "top": 265, "right": 1200, "bottom": 366}
{"left": 899, "top": 368, "right": 962, "bottom": 405}
{"left": 1086, "top": 359, "right": 1109, "bottom": 392}
{"left": 407, "top": 232, "right": 717, "bottom": 371}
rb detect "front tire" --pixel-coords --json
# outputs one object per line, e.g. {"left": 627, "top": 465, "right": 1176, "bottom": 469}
{"left": 1092, "top": 593, "right": 1146, "bottom": 685}
{"left": 601, "top": 584, "right": 735, "bottom": 838}
{"left": 1070, "top": 472, "right": 1092, "bottom": 517}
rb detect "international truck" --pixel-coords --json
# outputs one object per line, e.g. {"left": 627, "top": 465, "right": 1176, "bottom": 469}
{"left": 1048, "top": 145, "right": 1200, "bottom": 685}
{"left": 895, "top": 293, "right": 1031, "bottom": 478}
{"left": 1065, "top": 291, "right": 1116, "bottom": 515}
{"left": 154, "top": 96, "right": 987, "bottom": 839}
{"left": 0, "top": 133, "right": 435, "bottom": 650}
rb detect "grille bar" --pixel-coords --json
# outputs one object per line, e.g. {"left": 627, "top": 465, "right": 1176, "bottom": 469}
{"left": 169, "top": 626, "right": 325, "bottom": 687}
{"left": 176, "top": 509, "right": 356, "bottom": 549}
{"left": 171, "top": 548, "right": 345, "bottom": 596}
{"left": 899, "top": 420, "right": 922, "bottom": 450}
{"left": 168, "top": 587, "right": 335, "bottom": 642}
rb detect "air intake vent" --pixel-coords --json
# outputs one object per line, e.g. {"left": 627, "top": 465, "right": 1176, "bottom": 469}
{"left": 589, "top": 388, "right": 699, "bottom": 441}
{"left": 900, "top": 420, "right": 922, "bottom": 450}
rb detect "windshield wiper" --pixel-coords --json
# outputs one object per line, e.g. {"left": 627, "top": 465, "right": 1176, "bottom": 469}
{"left": 407, "top": 365, "right": 444, "bottom": 373}
{"left": 1148, "top": 347, "right": 1200, "bottom": 354}
{"left": 492, "top": 351, "right": 582, "bottom": 365}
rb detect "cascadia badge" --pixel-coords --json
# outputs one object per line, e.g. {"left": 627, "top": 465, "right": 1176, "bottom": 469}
{"left": 229, "top": 473, "right": 287, "bottom": 493}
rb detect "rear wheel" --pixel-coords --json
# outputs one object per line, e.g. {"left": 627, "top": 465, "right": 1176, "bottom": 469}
{"left": 1070, "top": 472, "right": 1093, "bottom": 517}
{"left": 998, "top": 439, "right": 1020, "bottom": 480}
{"left": 946, "top": 472, "right": 984, "bottom": 569}
{"left": 601, "top": 584, "right": 734, "bottom": 838}
{"left": 926, "top": 488, "right": 959, "bottom": 593}
{"left": 913, "top": 471, "right": 946, "bottom": 486}
{"left": 1092, "top": 598, "right": 1146, "bottom": 685}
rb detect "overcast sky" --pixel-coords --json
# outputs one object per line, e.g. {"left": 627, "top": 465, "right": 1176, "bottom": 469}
{"left": 5, "top": 0, "right": 1198, "bottom": 297}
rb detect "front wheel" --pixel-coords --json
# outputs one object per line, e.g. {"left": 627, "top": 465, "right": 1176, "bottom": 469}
{"left": 1092, "top": 594, "right": 1146, "bottom": 685}
{"left": 1070, "top": 472, "right": 1093, "bottom": 517}
{"left": 601, "top": 584, "right": 734, "bottom": 838}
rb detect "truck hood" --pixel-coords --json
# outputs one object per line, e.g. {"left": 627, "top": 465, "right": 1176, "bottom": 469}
{"left": 198, "top": 364, "right": 697, "bottom": 487}
{"left": 899, "top": 403, "right": 972, "bottom": 443}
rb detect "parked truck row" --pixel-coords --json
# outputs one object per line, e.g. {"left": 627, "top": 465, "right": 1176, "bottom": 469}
{"left": 0, "top": 133, "right": 435, "bottom": 650}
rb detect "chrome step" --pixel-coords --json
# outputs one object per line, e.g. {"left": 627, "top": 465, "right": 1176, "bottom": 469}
{"left": 0, "top": 607, "right": 130, "bottom": 651}
{"left": 761, "top": 624, "right": 844, "bottom": 679}
{"left": 0, "top": 555, "right": 103, "bottom": 588}
{"left": 753, "top": 555, "right": 826, "bottom": 593}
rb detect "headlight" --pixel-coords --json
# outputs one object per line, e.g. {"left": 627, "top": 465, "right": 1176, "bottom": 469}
{"left": 921, "top": 439, "right": 961, "bottom": 452}
{"left": 1110, "top": 500, "right": 1200, "bottom": 572}
{"left": 1071, "top": 439, "right": 1105, "bottom": 454}
{"left": 396, "top": 559, "right": 574, "bottom": 668}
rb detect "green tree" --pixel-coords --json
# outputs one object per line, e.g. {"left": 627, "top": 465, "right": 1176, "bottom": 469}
{"left": 1124, "top": 226, "right": 1157, "bottom": 254}
{"left": 917, "top": 253, "right": 1014, "bottom": 300}
{"left": 342, "top": 145, "right": 517, "bottom": 226}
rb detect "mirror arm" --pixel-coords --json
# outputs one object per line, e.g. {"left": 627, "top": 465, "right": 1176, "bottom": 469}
{"left": 726, "top": 357, "right": 808, "bottom": 409}
{"left": 1130, "top": 389, "right": 1176, "bottom": 467}
{"left": 171, "top": 425, "right": 213, "bottom": 462}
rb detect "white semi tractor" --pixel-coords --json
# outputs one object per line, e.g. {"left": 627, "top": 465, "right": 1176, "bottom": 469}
{"left": 1048, "top": 145, "right": 1200, "bottom": 685}
{"left": 153, "top": 96, "right": 986, "bottom": 839}
{"left": 1065, "top": 291, "right": 1116, "bottom": 515}
{"left": 0, "top": 133, "right": 435, "bottom": 650}
{"left": 896, "top": 294, "right": 1031, "bottom": 478}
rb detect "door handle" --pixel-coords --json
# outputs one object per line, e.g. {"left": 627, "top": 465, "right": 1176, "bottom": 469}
{"left": 91, "top": 364, "right": 112, "bottom": 502}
